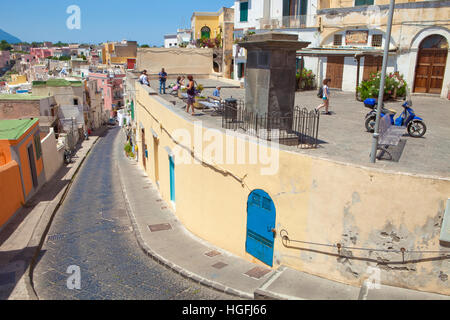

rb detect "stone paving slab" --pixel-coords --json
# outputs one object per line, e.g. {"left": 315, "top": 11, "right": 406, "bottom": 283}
{"left": 360, "top": 283, "right": 450, "bottom": 300}
{"left": 254, "top": 266, "right": 361, "bottom": 300}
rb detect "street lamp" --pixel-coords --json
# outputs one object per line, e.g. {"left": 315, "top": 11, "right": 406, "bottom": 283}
{"left": 370, "top": 0, "right": 396, "bottom": 163}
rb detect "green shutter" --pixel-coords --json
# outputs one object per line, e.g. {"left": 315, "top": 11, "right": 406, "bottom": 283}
{"left": 131, "top": 100, "right": 134, "bottom": 120}
{"left": 240, "top": 2, "right": 249, "bottom": 22}
{"left": 201, "top": 30, "right": 210, "bottom": 39}
{"left": 355, "top": 0, "right": 374, "bottom": 6}
{"left": 238, "top": 63, "right": 245, "bottom": 78}
{"left": 34, "top": 134, "right": 42, "bottom": 159}
{"left": 300, "top": 0, "right": 308, "bottom": 16}
{"left": 283, "top": 0, "right": 290, "bottom": 17}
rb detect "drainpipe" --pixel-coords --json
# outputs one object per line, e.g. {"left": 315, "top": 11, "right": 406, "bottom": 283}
{"left": 355, "top": 55, "right": 361, "bottom": 101}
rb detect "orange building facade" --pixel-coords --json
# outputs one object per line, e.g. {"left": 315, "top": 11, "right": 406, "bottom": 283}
{"left": 0, "top": 119, "right": 45, "bottom": 229}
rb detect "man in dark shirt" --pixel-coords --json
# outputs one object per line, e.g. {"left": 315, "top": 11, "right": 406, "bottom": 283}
{"left": 158, "top": 68, "right": 168, "bottom": 94}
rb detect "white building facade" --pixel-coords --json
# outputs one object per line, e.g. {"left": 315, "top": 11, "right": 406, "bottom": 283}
{"left": 164, "top": 34, "right": 178, "bottom": 48}
{"left": 233, "top": 0, "right": 450, "bottom": 99}
{"left": 232, "top": 0, "right": 320, "bottom": 82}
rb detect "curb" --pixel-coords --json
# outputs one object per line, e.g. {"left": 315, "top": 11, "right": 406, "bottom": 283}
{"left": 115, "top": 150, "right": 254, "bottom": 300}
{"left": 23, "top": 132, "right": 103, "bottom": 300}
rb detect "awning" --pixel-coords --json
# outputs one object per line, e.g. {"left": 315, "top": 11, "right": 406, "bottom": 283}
{"left": 296, "top": 48, "right": 397, "bottom": 57}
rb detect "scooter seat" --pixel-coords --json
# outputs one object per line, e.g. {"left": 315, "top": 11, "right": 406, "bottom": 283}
{"left": 382, "top": 108, "right": 397, "bottom": 115}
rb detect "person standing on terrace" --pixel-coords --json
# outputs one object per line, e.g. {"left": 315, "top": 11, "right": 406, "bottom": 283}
{"left": 159, "top": 68, "right": 168, "bottom": 94}
{"left": 186, "top": 75, "right": 196, "bottom": 116}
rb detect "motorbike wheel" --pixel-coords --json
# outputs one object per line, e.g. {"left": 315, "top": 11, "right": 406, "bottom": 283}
{"left": 407, "top": 120, "right": 427, "bottom": 138}
{"left": 365, "top": 116, "right": 376, "bottom": 133}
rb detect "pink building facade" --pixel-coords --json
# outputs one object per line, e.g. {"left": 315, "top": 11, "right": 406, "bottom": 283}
{"left": 89, "top": 72, "right": 125, "bottom": 118}
{"left": 0, "top": 51, "right": 11, "bottom": 69}
{"left": 30, "top": 48, "right": 53, "bottom": 59}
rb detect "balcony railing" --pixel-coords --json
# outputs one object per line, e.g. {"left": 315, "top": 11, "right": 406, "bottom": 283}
{"left": 257, "top": 15, "right": 317, "bottom": 30}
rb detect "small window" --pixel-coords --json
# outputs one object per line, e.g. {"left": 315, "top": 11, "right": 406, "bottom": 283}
{"left": 240, "top": 1, "right": 249, "bottom": 22}
{"left": 73, "top": 98, "right": 79, "bottom": 105}
{"left": 333, "top": 34, "right": 343, "bottom": 46}
{"left": 355, "top": 0, "right": 374, "bottom": 6}
{"left": 372, "top": 34, "right": 382, "bottom": 47}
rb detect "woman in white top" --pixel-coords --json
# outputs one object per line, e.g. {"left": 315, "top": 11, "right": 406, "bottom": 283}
{"left": 316, "top": 78, "right": 331, "bottom": 115}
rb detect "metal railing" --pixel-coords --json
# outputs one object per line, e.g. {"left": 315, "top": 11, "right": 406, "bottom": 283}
{"left": 280, "top": 229, "right": 450, "bottom": 264}
{"left": 222, "top": 101, "right": 320, "bottom": 149}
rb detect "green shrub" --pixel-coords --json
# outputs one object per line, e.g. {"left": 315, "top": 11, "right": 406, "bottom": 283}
{"left": 296, "top": 69, "right": 316, "bottom": 90}
{"left": 357, "top": 72, "right": 407, "bottom": 100}
{"left": 196, "top": 84, "right": 204, "bottom": 92}
{"left": 124, "top": 143, "right": 132, "bottom": 154}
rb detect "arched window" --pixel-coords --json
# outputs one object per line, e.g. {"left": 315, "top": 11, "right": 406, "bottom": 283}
{"left": 419, "top": 34, "right": 448, "bottom": 49}
{"left": 201, "top": 26, "right": 211, "bottom": 39}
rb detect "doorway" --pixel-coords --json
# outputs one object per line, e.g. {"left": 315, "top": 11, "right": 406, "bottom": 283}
{"left": 414, "top": 35, "right": 448, "bottom": 94}
{"left": 141, "top": 128, "right": 146, "bottom": 170}
{"left": 169, "top": 156, "right": 175, "bottom": 203}
{"left": 245, "top": 190, "right": 276, "bottom": 267}
{"left": 326, "top": 56, "right": 344, "bottom": 89}
{"left": 153, "top": 137, "right": 159, "bottom": 185}
{"left": 363, "top": 56, "right": 383, "bottom": 81}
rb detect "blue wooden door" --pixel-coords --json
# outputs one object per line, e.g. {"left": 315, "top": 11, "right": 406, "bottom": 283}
{"left": 169, "top": 156, "right": 175, "bottom": 202}
{"left": 246, "top": 190, "right": 276, "bottom": 267}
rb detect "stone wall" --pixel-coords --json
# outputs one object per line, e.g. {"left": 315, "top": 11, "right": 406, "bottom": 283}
{"left": 136, "top": 48, "right": 213, "bottom": 75}
{"left": 41, "top": 128, "right": 63, "bottom": 182}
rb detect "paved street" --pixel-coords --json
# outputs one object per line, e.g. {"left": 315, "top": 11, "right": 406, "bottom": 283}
{"left": 32, "top": 126, "right": 237, "bottom": 300}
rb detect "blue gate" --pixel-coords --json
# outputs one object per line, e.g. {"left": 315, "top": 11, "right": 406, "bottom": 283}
{"left": 245, "top": 190, "right": 276, "bottom": 267}
{"left": 169, "top": 156, "right": 175, "bottom": 202}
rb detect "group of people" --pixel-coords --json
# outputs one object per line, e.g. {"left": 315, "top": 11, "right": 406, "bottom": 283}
{"left": 138, "top": 68, "right": 168, "bottom": 95}
{"left": 141, "top": 68, "right": 330, "bottom": 116}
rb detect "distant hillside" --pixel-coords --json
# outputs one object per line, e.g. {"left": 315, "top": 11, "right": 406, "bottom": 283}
{"left": 0, "top": 29, "right": 21, "bottom": 44}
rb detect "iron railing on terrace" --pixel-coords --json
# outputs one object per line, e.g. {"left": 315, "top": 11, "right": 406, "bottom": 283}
{"left": 221, "top": 100, "right": 320, "bottom": 149}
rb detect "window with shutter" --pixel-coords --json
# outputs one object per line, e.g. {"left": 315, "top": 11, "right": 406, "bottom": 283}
{"left": 240, "top": 2, "right": 249, "bottom": 22}
{"left": 355, "top": 0, "right": 374, "bottom": 6}
{"left": 34, "top": 134, "right": 42, "bottom": 160}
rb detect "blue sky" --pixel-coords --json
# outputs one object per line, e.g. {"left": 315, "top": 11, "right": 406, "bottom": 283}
{"left": 0, "top": 0, "right": 235, "bottom": 45}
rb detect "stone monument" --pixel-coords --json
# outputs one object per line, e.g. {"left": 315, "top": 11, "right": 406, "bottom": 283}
{"left": 239, "top": 32, "right": 310, "bottom": 117}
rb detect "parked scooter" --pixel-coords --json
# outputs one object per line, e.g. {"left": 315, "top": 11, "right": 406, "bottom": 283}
{"left": 363, "top": 90, "right": 427, "bottom": 138}
{"left": 64, "top": 149, "right": 72, "bottom": 164}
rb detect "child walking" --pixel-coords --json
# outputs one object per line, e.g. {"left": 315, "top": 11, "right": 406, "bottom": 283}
{"left": 316, "top": 78, "right": 331, "bottom": 115}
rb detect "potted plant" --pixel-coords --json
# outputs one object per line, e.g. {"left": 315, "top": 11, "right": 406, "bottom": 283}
{"left": 194, "top": 95, "right": 207, "bottom": 109}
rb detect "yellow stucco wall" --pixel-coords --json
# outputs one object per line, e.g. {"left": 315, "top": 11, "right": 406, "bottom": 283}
{"left": 9, "top": 75, "right": 28, "bottom": 86}
{"left": 320, "top": 4, "right": 450, "bottom": 48}
{"left": 135, "top": 83, "right": 450, "bottom": 295}
{"left": 192, "top": 14, "right": 221, "bottom": 40}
